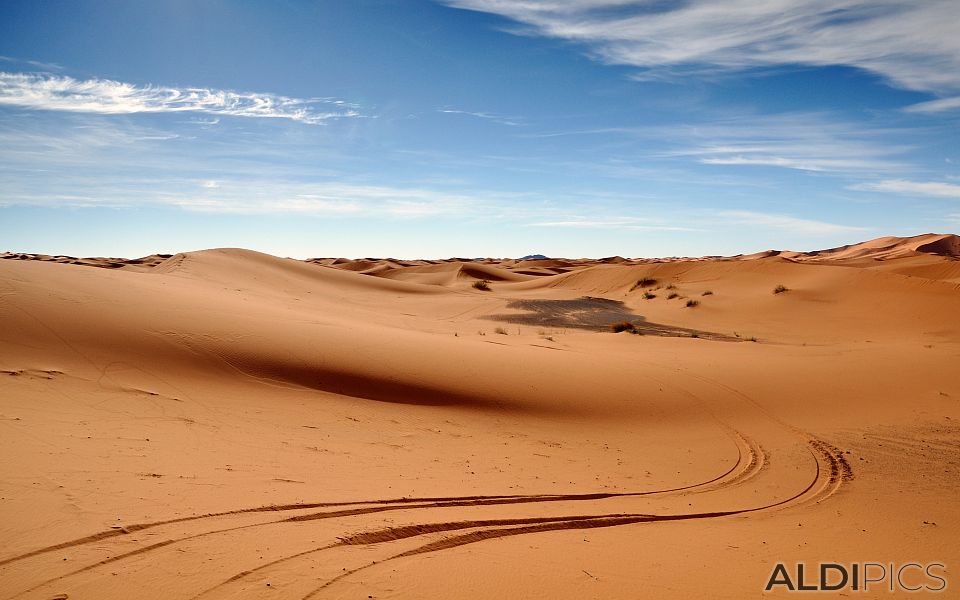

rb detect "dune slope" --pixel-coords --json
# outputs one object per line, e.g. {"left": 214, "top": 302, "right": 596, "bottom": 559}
{"left": 1, "top": 236, "right": 958, "bottom": 599}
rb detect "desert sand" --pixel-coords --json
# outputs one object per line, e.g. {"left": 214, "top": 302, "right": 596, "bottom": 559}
{"left": 0, "top": 233, "right": 958, "bottom": 599}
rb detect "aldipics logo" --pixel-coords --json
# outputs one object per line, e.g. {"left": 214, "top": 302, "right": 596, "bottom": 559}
{"left": 765, "top": 562, "right": 947, "bottom": 593}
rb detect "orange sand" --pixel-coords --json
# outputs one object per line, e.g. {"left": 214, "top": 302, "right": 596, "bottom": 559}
{"left": 1, "top": 234, "right": 957, "bottom": 598}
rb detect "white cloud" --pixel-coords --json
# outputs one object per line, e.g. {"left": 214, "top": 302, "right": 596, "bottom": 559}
{"left": 187, "top": 116, "right": 221, "bottom": 127}
{"left": 717, "top": 210, "right": 868, "bottom": 234}
{"left": 0, "top": 72, "right": 360, "bottom": 123}
{"left": 528, "top": 210, "right": 865, "bottom": 235}
{"left": 658, "top": 113, "right": 909, "bottom": 174}
{"left": 173, "top": 195, "right": 363, "bottom": 215}
{"left": 438, "top": 109, "right": 522, "bottom": 126}
{"left": 700, "top": 155, "right": 885, "bottom": 172}
{"left": 526, "top": 113, "right": 911, "bottom": 174}
{"left": 442, "top": 0, "right": 960, "bottom": 94}
{"left": 530, "top": 217, "right": 698, "bottom": 231}
{"left": 904, "top": 96, "right": 960, "bottom": 113}
{"left": 0, "top": 175, "right": 489, "bottom": 217}
{"left": 0, "top": 117, "right": 541, "bottom": 218}
{"left": 850, "top": 179, "right": 960, "bottom": 198}
{"left": 132, "top": 181, "right": 479, "bottom": 217}
{"left": 0, "top": 55, "right": 63, "bottom": 71}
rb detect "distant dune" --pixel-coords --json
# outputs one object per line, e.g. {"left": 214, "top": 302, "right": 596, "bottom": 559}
{"left": 7, "top": 232, "right": 957, "bottom": 271}
{"left": 0, "top": 233, "right": 957, "bottom": 599}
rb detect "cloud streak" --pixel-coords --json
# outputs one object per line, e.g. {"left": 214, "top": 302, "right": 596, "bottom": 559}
{"left": 657, "top": 113, "right": 910, "bottom": 174}
{"left": 529, "top": 217, "right": 698, "bottom": 231}
{"left": 528, "top": 210, "right": 866, "bottom": 235}
{"left": 524, "top": 112, "right": 913, "bottom": 175}
{"left": 0, "top": 55, "right": 63, "bottom": 71}
{"left": 698, "top": 155, "right": 893, "bottom": 172}
{"left": 851, "top": 179, "right": 960, "bottom": 198}
{"left": 438, "top": 109, "right": 522, "bottom": 126}
{"left": 0, "top": 72, "right": 360, "bottom": 123}
{"left": 717, "top": 210, "right": 868, "bottom": 235}
{"left": 904, "top": 96, "right": 960, "bottom": 113}
{"left": 442, "top": 0, "right": 960, "bottom": 95}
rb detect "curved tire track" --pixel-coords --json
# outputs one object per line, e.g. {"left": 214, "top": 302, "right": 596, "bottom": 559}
{"left": 1, "top": 385, "right": 851, "bottom": 600}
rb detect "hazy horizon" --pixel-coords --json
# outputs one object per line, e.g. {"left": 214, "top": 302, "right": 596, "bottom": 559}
{"left": 3, "top": 230, "right": 957, "bottom": 262}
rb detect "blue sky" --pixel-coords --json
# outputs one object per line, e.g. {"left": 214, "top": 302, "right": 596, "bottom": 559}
{"left": 1, "top": 0, "right": 958, "bottom": 258}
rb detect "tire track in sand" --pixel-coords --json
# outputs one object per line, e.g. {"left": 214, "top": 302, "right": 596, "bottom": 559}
{"left": 3, "top": 431, "right": 764, "bottom": 599}
{"left": 2, "top": 390, "right": 852, "bottom": 600}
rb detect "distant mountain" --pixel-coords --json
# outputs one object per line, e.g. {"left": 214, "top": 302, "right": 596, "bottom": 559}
{"left": 519, "top": 254, "right": 549, "bottom": 260}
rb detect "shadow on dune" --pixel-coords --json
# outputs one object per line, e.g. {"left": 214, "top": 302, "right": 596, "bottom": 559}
{"left": 208, "top": 349, "right": 567, "bottom": 414}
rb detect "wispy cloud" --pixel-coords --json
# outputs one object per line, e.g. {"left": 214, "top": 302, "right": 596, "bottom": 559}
{"left": 0, "top": 175, "right": 491, "bottom": 218}
{"left": 172, "top": 194, "right": 365, "bottom": 215}
{"left": 113, "top": 180, "right": 479, "bottom": 216}
{"left": 0, "top": 55, "right": 63, "bottom": 71}
{"left": 658, "top": 113, "right": 910, "bottom": 174}
{"left": 438, "top": 108, "right": 522, "bottom": 126}
{"left": 904, "top": 96, "right": 960, "bottom": 113}
{"left": 442, "top": 0, "right": 960, "bottom": 95}
{"left": 0, "top": 115, "right": 542, "bottom": 218}
{"left": 523, "top": 113, "right": 912, "bottom": 174}
{"left": 699, "top": 155, "right": 889, "bottom": 172}
{"left": 717, "top": 210, "right": 868, "bottom": 235}
{"left": 527, "top": 210, "right": 866, "bottom": 236}
{"left": 529, "top": 217, "right": 699, "bottom": 231}
{"left": 850, "top": 179, "right": 960, "bottom": 198}
{"left": 0, "top": 72, "right": 360, "bottom": 123}
{"left": 186, "top": 116, "right": 221, "bottom": 127}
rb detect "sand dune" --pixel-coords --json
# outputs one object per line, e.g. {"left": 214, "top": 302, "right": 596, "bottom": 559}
{"left": 1, "top": 234, "right": 958, "bottom": 598}
{"left": 784, "top": 233, "right": 960, "bottom": 262}
{"left": 360, "top": 261, "right": 537, "bottom": 287}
